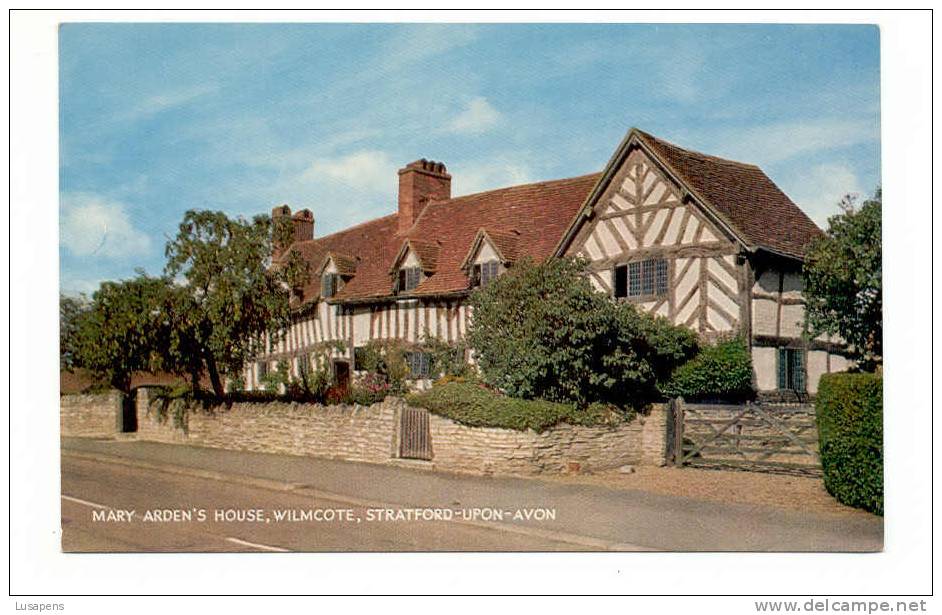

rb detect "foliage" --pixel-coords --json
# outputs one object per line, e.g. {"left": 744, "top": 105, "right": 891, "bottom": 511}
{"left": 289, "top": 352, "right": 332, "bottom": 401}
{"left": 347, "top": 372, "right": 393, "bottom": 405}
{"left": 227, "top": 373, "right": 246, "bottom": 394}
{"left": 803, "top": 188, "right": 882, "bottom": 366}
{"left": 815, "top": 372, "right": 883, "bottom": 515}
{"left": 259, "top": 359, "right": 291, "bottom": 394}
{"left": 163, "top": 210, "right": 310, "bottom": 398}
{"left": 466, "top": 257, "right": 697, "bottom": 407}
{"left": 60, "top": 293, "right": 90, "bottom": 371}
{"left": 354, "top": 339, "right": 411, "bottom": 394}
{"left": 660, "top": 336, "right": 754, "bottom": 401}
{"left": 407, "top": 381, "right": 630, "bottom": 432}
{"left": 147, "top": 383, "right": 210, "bottom": 433}
{"left": 420, "top": 335, "right": 472, "bottom": 380}
{"left": 70, "top": 273, "right": 175, "bottom": 393}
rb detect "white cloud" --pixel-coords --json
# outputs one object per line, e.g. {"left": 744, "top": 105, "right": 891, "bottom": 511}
{"left": 446, "top": 97, "right": 502, "bottom": 135}
{"left": 60, "top": 193, "right": 152, "bottom": 258}
{"left": 119, "top": 83, "right": 218, "bottom": 122}
{"left": 301, "top": 150, "right": 398, "bottom": 191}
{"left": 715, "top": 118, "right": 879, "bottom": 165}
{"left": 785, "top": 163, "right": 863, "bottom": 227}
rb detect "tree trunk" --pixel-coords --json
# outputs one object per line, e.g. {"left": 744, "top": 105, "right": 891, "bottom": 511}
{"left": 189, "top": 366, "right": 201, "bottom": 393}
{"left": 204, "top": 353, "right": 225, "bottom": 400}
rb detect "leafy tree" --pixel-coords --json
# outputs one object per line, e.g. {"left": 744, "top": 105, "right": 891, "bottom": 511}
{"left": 71, "top": 274, "right": 173, "bottom": 394}
{"left": 803, "top": 188, "right": 882, "bottom": 366}
{"left": 60, "top": 293, "right": 89, "bottom": 370}
{"left": 466, "top": 257, "right": 697, "bottom": 408}
{"left": 163, "top": 210, "right": 310, "bottom": 399}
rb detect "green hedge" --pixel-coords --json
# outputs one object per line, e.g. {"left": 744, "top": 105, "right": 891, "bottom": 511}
{"left": 406, "top": 381, "right": 628, "bottom": 432}
{"left": 815, "top": 372, "right": 883, "bottom": 515}
{"left": 659, "top": 336, "right": 754, "bottom": 401}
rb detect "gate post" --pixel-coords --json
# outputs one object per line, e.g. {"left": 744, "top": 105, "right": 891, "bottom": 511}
{"left": 672, "top": 397, "right": 685, "bottom": 467}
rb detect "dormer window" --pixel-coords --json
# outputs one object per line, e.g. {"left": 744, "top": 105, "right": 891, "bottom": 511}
{"left": 398, "top": 266, "right": 421, "bottom": 292}
{"left": 322, "top": 273, "right": 340, "bottom": 298}
{"left": 472, "top": 261, "right": 500, "bottom": 287}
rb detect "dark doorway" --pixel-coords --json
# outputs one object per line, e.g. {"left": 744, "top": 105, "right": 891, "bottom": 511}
{"left": 121, "top": 390, "right": 138, "bottom": 433}
{"left": 333, "top": 360, "right": 351, "bottom": 395}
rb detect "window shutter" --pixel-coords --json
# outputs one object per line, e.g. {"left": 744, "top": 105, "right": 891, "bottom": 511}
{"left": 614, "top": 265, "right": 628, "bottom": 298}
{"left": 397, "top": 269, "right": 406, "bottom": 293}
{"left": 777, "top": 348, "right": 788, "bottom": 390}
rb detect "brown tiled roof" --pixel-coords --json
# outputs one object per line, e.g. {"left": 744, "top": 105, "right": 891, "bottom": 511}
{"left": 281, "top": 174, "right": 600, "bottom": 306}
{"left": 280, "top": 214, "right": 399, "bottom": 306}
{"left": 635, "top": 130, "right": 823, "bottom": 258}
{"left": 402, "top": 174, "right": 601, "bottom": 298}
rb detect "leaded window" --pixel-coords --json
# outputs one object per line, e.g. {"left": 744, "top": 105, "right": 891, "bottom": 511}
{"left": 405, "top": 351, "right": 431, "bottom": 379}
{"left": 398, "top": 267, "right": 421, "bottom": 292}
{"left": 777, "top": 348, "right": 806, "bottom": 392}
{"left": 614, "top": 259, "right": 668, "bottom": 299}
{"left": 322, "top": 273, "right": 340, "bottom": 298}
{"left": 472, "top": 261, "right": 500, "bottom": 287}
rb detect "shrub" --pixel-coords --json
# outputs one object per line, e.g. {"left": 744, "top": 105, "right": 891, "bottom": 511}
{"left": 355, "top": 339, "right": 410, "bottom": 394}
{"left": 406, "top": 381, "right": 630, "bottom": 432}
{"left": 260, "top": 359, "right": 290, "bottom": 394}
{"left": 466, "top": 257, "right": 696, "bottom": 408}
{"left": 289, "top": 356, "right": 331, "bottom": 402}
{"left": 660, "top": 336, "right": 754, "bottom": 401}
{"left": 815, "top": 372, "right": 883, "bottom": 515}
{"left": 420, "top": 335, "right": 472, "bottom": 380}
{"left": 348, "top": 372, "right": 393, "bottom": 405}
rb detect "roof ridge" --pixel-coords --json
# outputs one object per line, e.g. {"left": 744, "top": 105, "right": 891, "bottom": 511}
{"left": 452, "top": 172, "right": 602, "bottom": 201}
{"left": 293, "top": 212, "right": 398, "bottom": 246}
{"left": 408, "top": 172, "right": 601, "bottom": 232}
{"left": 636, "top": 129, "right": 761, "bottom": 170}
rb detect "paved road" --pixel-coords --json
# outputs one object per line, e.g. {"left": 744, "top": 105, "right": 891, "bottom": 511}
{"left": 61, "top": 437, "right": 883, "bottom": 552}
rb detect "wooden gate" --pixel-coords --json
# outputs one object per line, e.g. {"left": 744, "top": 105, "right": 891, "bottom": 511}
{"left": 667, "top": 399, "right": 820, "bottom": 476}
{"left": 399, "top": 407, "right": 433, "bottom": 460}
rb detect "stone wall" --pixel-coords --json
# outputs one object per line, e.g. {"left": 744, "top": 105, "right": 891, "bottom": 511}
{"left": 427, "top": 405, "right": 667, "bottom": 475}
{"left": 60, "top": 392, "right": 121, "bottom": 438}
{"left": 135, "top": 388, "right": 397, "bottom": 464}
{"left": 133, "top": 389, "right": 667, "bottom": 476}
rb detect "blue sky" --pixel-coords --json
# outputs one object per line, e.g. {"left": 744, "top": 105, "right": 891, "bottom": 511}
{"left": 59, "top": 23, "right": 880, "bottom": 295}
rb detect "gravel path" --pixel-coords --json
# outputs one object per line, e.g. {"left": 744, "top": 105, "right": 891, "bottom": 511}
{"left": 543, "top": 465, "right": 875, "bottom": 518}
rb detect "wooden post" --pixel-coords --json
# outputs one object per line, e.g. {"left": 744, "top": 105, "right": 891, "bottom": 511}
{"left": 673, "top": 397, "right": 685, "bottom": 467}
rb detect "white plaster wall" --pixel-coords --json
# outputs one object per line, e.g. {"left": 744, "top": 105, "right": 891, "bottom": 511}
{"left": 402, "top": 250, "right": 421, "bottom": 268}
{"left": 751, "top": 297, "right": 777, "bottom": 337}
{"left": 780, "top": 303, "right": 806, "bottom": 338}
{"left": 353, "top": 308, "right": 371, "bottom": 346}
{"left": 807, "top": 350, "right": 829, "bottom": 395}
{"left": 752, "top": 346, "right": 778, "bottom": 391}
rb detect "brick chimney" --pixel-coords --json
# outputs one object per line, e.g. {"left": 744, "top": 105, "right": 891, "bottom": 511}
{"left": 271, "top": 204, "right": 292, "bottom": 259}
{"left": 292, "top": 209, "right": 315, "bottom": 243}
{"left": 398, "top": 159, "right": 450, "bottom": 235}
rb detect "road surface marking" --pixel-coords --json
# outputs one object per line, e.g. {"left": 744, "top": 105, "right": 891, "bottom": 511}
{"left": 63, "top": 450, "right": 655, "bottom": 551}
{"left": 225, "top": 537, "right": 290, "bottom": 552}
{"left": 61, "top": 494, "right": 111, "bottom": 510}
